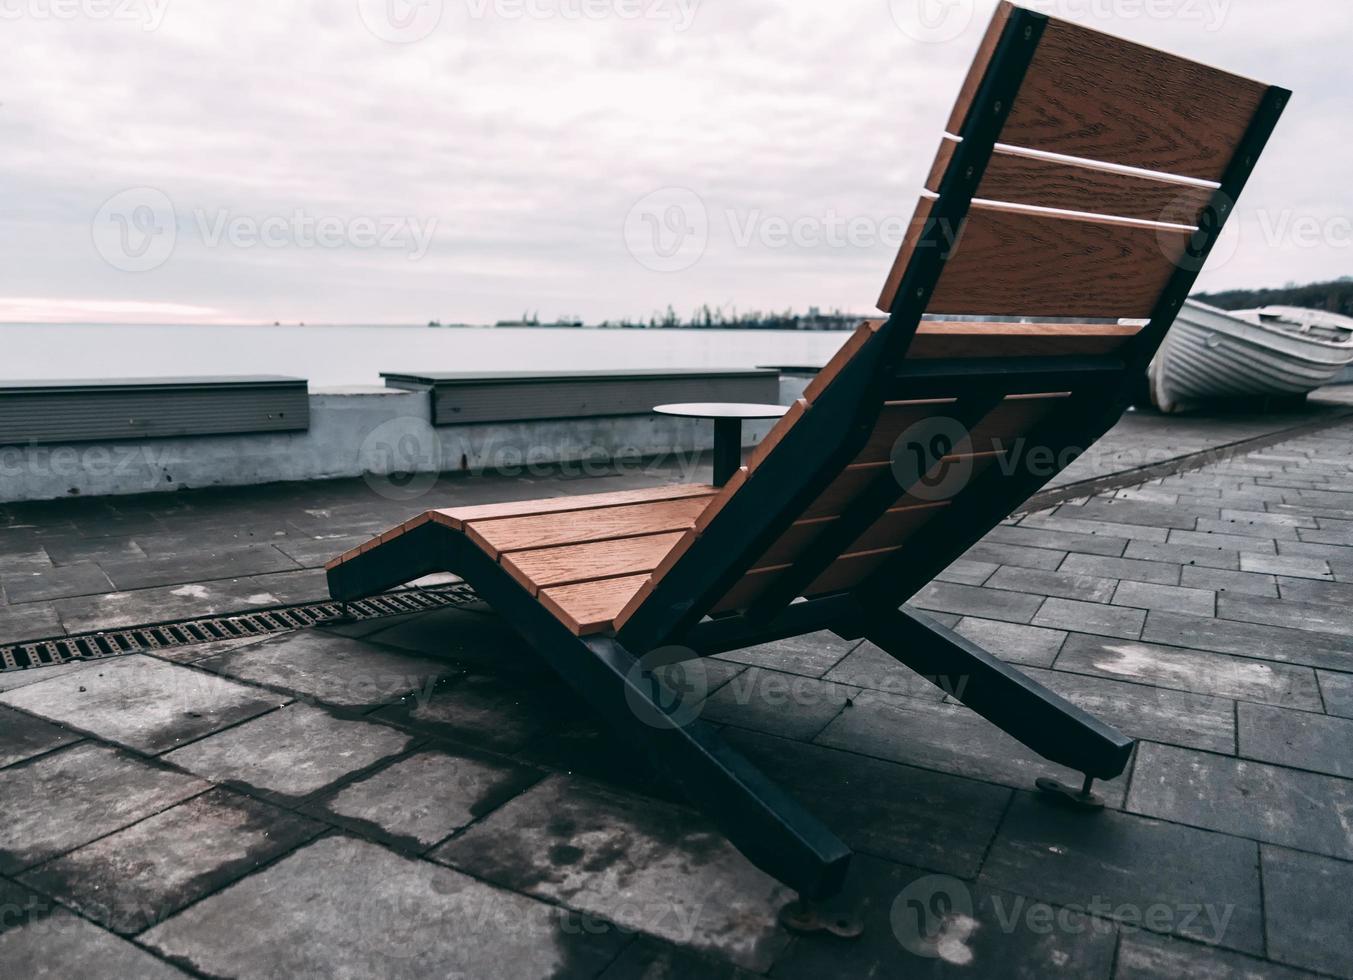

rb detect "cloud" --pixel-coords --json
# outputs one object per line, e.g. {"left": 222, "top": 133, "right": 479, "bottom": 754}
{"left": 0, "top": 0, "right": 1347, "bottom": 325}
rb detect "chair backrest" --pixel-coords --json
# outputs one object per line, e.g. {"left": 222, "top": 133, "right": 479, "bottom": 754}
{"left": 614, "top": 1, "right": 1289, "bottom": 652}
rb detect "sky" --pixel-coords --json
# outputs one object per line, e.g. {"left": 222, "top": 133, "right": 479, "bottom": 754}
{"left": 1, "top": 0, "right": 1350, "bottom": 326}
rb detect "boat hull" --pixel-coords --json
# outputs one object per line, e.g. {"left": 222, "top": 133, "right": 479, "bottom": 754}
{"left": 1148, "top": 302, "right": 1353, "bottom": 414}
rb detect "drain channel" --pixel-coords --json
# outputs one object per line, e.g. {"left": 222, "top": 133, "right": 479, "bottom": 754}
{"left": 0, "top": 583, "right": 481, "bottom": 673}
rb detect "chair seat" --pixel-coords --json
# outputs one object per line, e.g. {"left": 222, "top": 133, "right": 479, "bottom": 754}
{"left": 332, "top": 484, "right": 716, "bottom": 635}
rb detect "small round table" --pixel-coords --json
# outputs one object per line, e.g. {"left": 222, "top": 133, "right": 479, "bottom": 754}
{"left": 653, "top": 402, "right": 789, "bottom": 486}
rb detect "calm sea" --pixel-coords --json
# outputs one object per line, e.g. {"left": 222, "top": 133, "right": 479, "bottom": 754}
{"left": 0, "top": 323, "right": 852, "bottom": 388}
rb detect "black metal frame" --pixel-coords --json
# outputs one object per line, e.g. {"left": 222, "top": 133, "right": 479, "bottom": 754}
{"left": 329, "top": 8, "right": 1291, "bottom": 903}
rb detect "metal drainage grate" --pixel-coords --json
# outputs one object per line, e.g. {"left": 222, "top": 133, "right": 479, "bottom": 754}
{"left": 0, "top": 583, "right": 481, "bottom": 673}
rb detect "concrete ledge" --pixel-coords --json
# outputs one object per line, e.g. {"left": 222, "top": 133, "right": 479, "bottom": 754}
{"left": 0, "top": 383, "right": 786, "bottom": 503}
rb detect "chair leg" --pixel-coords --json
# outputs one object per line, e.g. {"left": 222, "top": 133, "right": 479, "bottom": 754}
{"left": 332, "top": 524, "right": 852, "bottom": 899}
{"left": 854, "top": 606, "right": 1134, "bottom": 785}
{"left": 581, "top": 636, "right": 853, "bottom": 900}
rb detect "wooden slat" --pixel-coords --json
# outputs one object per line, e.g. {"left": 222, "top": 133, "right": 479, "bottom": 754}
{"left": 430, "top": 484, "right": 714, "bottom": 530}
{"left": 1002, "top": 16, "right": 1268, "bottom": 182}
{"left": 945, "top": 0, "right": 1016, "bottom": 134}
{"left": 803, "top": 320, "right": 882, "bottom": 404}
{"left": 710, "top": 546, "right": 902, "bottom": 614}
{"left": 927, "top": 142, "right": 1217, "bottom": 224}
{"left": 853, "top": 399, "right": 960, "bottom": 466}
{"left": 876, "top": 197, "right": 936, "bottom": 318}
{"left": 749, "top": 502, "right": 948, "bottom": 572}
{"left": 965, "top": 393, "right": 1071, "bottom": 455}
{"left": 914, "top": 203, "right": 1192, "bottom": 318}
{"left": 910, "top": 321, "right": 1139, "bottom": 359}
{"left": 613, "top": 527, "right": 699, "bottom": 628}
{"left": 540, "top": 574, "right": 650, "bottom": 636}
{"left": 466, "top": 495, "right": 712, "bottom": 558}
{"left": 501, "top": 531, "right": 685, "bottom": 593}
{"left": 748, "top": 399, "right": 807, "bottom": 472}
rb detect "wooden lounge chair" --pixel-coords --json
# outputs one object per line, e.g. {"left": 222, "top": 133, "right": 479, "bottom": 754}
{"left": 329, "top": 2, "right": 1288, "bottom": 908}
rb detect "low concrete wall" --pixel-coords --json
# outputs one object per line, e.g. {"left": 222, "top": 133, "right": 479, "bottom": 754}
{"left": 0, "top": 384, "right": 789, "bottom": 503}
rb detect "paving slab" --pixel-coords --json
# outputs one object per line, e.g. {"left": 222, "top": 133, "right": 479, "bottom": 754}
{"left": 699, "top": 667, "right": 856, "bottom": 741}
{"left": 912, "top": 582, "right": 1045, "bottom": 625}
{"left": 1181, "top": 565, "right": 1280, "bottom": 598}
{"left": 963, "top": 540, "right": 1067, "bottom": 571}
{"left": 1061, "top": 552, "right": 1182, "bottom": 586}
{"left": 1113, "top": 580, "right": 1217, "bottom": 617}
{"left": 161, "top": 703, "right": 412, "bottom": 799}
{"left": 1024, "top": 666, "right": 1234, "bottom": 754}
{"left": 1218, "top": 593, "right": 1353, "bottom": 639}
{"left": 50, "top": 571, "right": 326, "bottom": 634}
{"left": 711, "top": 630, "right": 858, "bottom": 679}
{"left": 142, "top": 834, "right": 623, "bottom": 979}
{"left": 771, "top": 855, "right": 1118, "bottom": 980}
{"left": 980, "top": 794, "right": 1263, "bottom": 953}
{"left": 954, "top": 617, "right": 1067, "bottom": 667}
{"left": 1128, "top": 741, "right": 1353, "bottom": 861}
{"left": 0, "top": 897, "right": 189, "bottom": 978}
{"left": 431, "top": 774, "right": 794, "bottom": 972}
{"left": 0, "top": 601, "right": 63, "bottom": 644}
{"left": 1069, "top": 496, "right": 1219, "bottom": 529}
{"left": 986, "top": 524, "right": 1128, "bottom": 558}
{"left": 820, "top": 641, "right": 950, "bottom": 700}
{"left": 1237, "top": 702, "right": 1353, "bottom": 778}
{"left": 1143, "top": 611, "right": 1353, "bottom": 673}
{"left": 1033, "top": 598, "right": 1145, "bottom": 640}
{"left": 198, "top": 629, "right": 456, "bottom": 708}
{"left": 1276, "top": 575, "right": 1353, "bottom": 604}
{"left": 0, "top": 703, "right": 80, "bottom": 768}
{"left": 1242, "top": 552, "right": 1335, "bottom": 580}
{"left": 360, "top": 603, "right": 538, "bottom": 669}
{"left": 100, "top": 544, "right": 300, "bottom": 591}
{"left": 1115, "top": 930, "right": 1315, "bottom": 979}
{"left": 726, "top": 729, "right": 1010, "bottom": 879}
{"left": 1054, "top": 634, "right": 1324, "bottom": 711}
{"left": 986, "top": 565, "right": 1118, "bottom": 604}
{"left": 374, "top": 670, "right": 585, "bottom": 754}
{"left": 936, "top": 558, "right": 999, "bottom": 586}
{"left": 0, "top": 655, "right": 284, "bottom": 755}
{"left": 1126, "top": 539, "right": 1242, "bottom": 570}
{"left": 0, "top": 743, "right": 207, "bottom": 874}
{"left": 1022, "top": 513, "right": 1169, "bottom": 543}
{"left": 19, "top": 788, "right": 322, "bottom": 935}
{"left": 1320, "top": 670, "right": 1353, "bottom": 719}
{"left": 1, "top": 561, "right": 113, "bottom": 604}
{"left": 1260, "top": 845, "right": 1353, "bottom": 978}
{"left": 814, "top": 689, "right": 1128, "bottom": 807}
{"left": 319, "top": 748, "right": 540, "bottom": 849}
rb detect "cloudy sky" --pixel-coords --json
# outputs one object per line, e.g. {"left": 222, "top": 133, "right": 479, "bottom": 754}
{"left": 2, "top": 0, "right": 1349, "bottom": 325}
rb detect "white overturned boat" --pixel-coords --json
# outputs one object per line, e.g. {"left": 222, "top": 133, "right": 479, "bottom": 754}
{"left": 1148, "top": 301, "right": 1353, "bottom": 413}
